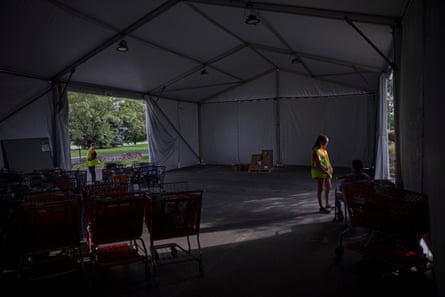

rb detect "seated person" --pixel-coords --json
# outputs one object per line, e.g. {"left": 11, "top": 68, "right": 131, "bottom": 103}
{"left": 334, "top": 159, "right": 371, "bottom": 222}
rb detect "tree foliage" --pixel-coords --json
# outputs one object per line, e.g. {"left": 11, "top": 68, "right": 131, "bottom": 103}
{"left": 68, "top": 92, "right": 147, "bottom": 147}
{"left": 387, "top": 72, "right": 394, "bottom": 131}
{"left": 117, "top": 99, "right": 147, "bottom": 144}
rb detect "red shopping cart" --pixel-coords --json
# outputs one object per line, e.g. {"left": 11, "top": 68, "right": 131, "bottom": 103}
{"left": 86, "top": 191, "right": 148, "bottom": 273}
{"left": 145, "top": 190, "right": 203, "bottom": 286}
{"left": 335, "top": 181, "right": 431, "bottom": 274}
{"left": 17, "top": 191, "right": 83, "bottom": 280}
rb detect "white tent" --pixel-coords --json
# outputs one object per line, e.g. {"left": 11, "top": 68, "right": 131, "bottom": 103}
{"left": 1, "top": 0, "right": 397, "bottom": 170}
{"left": 0, "top": 1, "right": 444, "bottom": 294}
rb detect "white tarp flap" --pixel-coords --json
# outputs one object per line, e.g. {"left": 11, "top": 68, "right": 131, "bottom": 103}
{"left": 374, "top": 73, "right": 390, "bottom": 180}
{"left": 146, "top": 96, "right": 200, "bottom": 170}
{"left": 54, "top": 83, "right": 72, "bottom": 170}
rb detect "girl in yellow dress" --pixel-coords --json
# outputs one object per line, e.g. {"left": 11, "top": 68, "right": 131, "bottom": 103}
{"left": 311, "top": 135, "right": 333, "bottom": 213}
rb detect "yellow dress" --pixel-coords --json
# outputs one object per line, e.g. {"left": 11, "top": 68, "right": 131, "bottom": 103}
{"left": 311, "top": 147, "right": 333, "bottom": 178}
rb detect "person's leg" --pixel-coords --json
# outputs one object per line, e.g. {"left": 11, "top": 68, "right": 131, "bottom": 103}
{"left": 324, "top": 178, "right": 332, "bottom": 208}
{"left": 316, "top": 178, "right": 324, "bottom": 209}
{"left": 88, "top": 166, "right": 96, "bottom": 183}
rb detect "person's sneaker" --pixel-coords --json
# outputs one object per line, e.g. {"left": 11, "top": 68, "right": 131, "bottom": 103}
{"left": 319, "top": 207, "right": 330, "bottom": 213}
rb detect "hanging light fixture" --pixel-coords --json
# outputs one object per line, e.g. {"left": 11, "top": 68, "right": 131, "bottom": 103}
{"left": 245, "top": 14, "right": 260, "bottom": 25}
{"left": 116, "top": 40, "right": 128, "bottom": 52}
{"left": 245, "top": 2, "right": 260, "bottom": 25}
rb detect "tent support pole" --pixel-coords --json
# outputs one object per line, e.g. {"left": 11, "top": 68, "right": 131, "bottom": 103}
{"left": 275, "top": 69, "right": 282, "bottom": 166}
{"left": 51, "top": 81, "right": 60, "bottom": 168}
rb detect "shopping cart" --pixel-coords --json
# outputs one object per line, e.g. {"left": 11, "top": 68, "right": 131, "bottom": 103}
{"left": 145, "top": 190, "right": 203, "bottom": 285}
{"left": 335, "top": 181, "right": 431, "bottom": 274}
{"left": 102, "top": 167, "right": 134, "bottom": 185}
{"left": 81, "top": 182, "right": 131, "bottom": 235}
{"left": 17, "top": 191, "right": 83, "bottom": 280}
{"left": 87, "top": 191, "right": 148, "bottom": 273}
{"left": 159, "top": 181, "right": 189, "bottom": 193}
{"left": 1, "top": 189, "right": 24, "bottom": 273}
{"left": 131, "top": 163, "right": 166, "bottom": 192}
{"left": 24, "top": 169, "right": 87, "bottom": 194}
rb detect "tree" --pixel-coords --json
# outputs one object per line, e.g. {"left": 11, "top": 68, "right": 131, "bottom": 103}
{"left": 68, "top": 92, "right": 147, "bottom": 147}
{"left": 387, "top": 72, "right": 395, "bottom": 131}
{"left": 69, "top": 92, "right": 119, "bottom": 147}
{"left": 116, "top": 99, "right": 147, "bottom": 144}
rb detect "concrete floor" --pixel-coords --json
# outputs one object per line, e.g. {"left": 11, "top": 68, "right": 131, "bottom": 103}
{"left": 2, "top": 165, "right": 438, "bottom": 296}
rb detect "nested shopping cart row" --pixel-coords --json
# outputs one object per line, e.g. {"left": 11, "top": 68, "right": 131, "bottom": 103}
{"left": 2, "top": 181, "right": 203, "bottom": 286}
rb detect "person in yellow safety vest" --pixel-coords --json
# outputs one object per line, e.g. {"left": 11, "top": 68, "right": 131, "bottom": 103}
{"left": 87, "top": 140, "right": 100, "bottom": 183}
{"left": 311, "top": 135, "right": 333, "bottom": 213}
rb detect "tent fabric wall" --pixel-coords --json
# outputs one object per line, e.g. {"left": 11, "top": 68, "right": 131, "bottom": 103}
{"left": 201, "top": 100, "right": 276, "bottom": 165}
{"left": 0, "top": 81, "right": 71, "bottom": 172}
{"left": 0, "top": 74, "right": 51, "bottom": 122}
{"left": 398, "top": 0, "right": 445, "bottom": 295}
{"left": 424, "top": 4, "right": 445, "bottom": 297}
{"left": 0, "top": 80, "right": 54, "bottom": 171}
{"left": 197, "top": 94, "right": 375, "bottom": 168}
{"left": 398, "top": 0, "right": 425, "bottom": 192}
{"left": 280, "top": 95, "right": 375, "bottom": 168}
{"left": 146, "top": 96, "right": 200, "bottom": 170}
{"left": 423, "top": 0, "right": 445, "bottom": 295}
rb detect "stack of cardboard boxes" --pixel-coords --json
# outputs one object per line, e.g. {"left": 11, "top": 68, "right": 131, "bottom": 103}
{"left": 248, "top": 149, "right": 273, "bottom": 172}
{"left": 231, "top": 163, "right": 249, "bottom": 171}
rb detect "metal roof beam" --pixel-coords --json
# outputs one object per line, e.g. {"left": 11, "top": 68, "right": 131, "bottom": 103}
{"left": 199, "top": 68, "right": 275, "bottom": 103}
{"left": 185, "top": 0, "right": 401, "bottom": 26}
{"left": 251, "top": 43, "right": 384, "bottom": 73}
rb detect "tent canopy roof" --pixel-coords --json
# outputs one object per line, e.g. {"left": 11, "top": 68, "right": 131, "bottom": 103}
{"left": 1, "top": 0, "right": 405, "bottom": 114}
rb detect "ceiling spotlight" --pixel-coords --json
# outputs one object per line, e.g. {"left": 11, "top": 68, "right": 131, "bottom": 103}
{"left": 200, "top": 68, "right": 208, "bottom": 75}
{"left": 244, "top": 2, "right": 260, "bottom": 25}
{"left": 245, "top": 14, "right": 260, "bottom": 25}
{"left": 116, "top": 40, "right": 128, "bottom": 52}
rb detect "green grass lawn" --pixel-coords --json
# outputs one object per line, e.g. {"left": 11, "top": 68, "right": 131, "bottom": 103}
{"left": 71, "top": 143, "right": 148, "bottom": 157}
{"left": 71, "top": 143, "right": 149, "bottom": 169}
